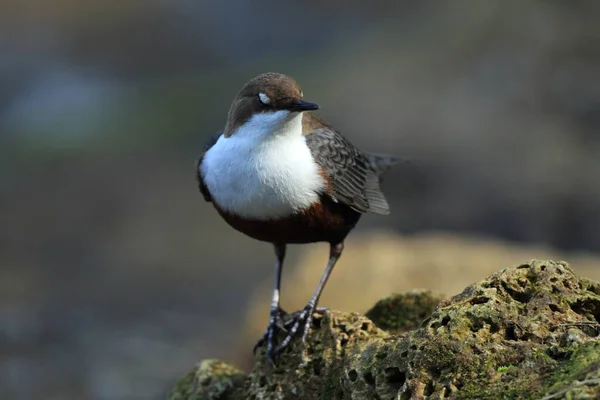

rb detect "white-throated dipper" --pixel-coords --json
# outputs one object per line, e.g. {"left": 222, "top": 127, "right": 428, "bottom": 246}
{"left": 197, "top": 72, "right": 400, "bottom": 363}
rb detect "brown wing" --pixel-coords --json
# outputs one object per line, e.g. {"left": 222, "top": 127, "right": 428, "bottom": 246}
{"left": 196, "top": 132, "right": 222, "bottom": 202}
{"left": 303, "top": 116, "right": 392, "bottom": 215}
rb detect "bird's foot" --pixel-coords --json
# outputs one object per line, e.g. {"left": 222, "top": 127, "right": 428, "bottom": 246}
{"left": 274, "top": 304, "right": 328, "bottom": 356}
{"left": 253, "top": 306, "right": 289, "bottom": 364}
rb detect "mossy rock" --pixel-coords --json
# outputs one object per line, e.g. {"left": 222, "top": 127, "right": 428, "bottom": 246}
{"left": 168, "top": 260, "right": 600, "bottom": 399}
{"left": 543, "top": 340, "right": 600, "bottom": 399}
{"left": 365, "top": 290, "right": 445, "bottom": 333}
{"left": 168, "top": 359, "right": 245, "bottom": 400}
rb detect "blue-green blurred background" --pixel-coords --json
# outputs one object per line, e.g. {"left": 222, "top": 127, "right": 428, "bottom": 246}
{"left": 1, "top": 1, "right": 600, "bottom": 399}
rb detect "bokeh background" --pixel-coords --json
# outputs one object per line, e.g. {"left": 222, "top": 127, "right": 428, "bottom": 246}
{"left": 2, "top": 1, "right": 600, "bottom": 399}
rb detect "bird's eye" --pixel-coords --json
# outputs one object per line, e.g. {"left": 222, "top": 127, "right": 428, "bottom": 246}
{"left": 258, "top": 93, "right": 271, "bottom": 106}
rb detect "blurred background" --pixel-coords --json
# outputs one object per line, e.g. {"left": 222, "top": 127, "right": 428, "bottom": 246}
{"left": 1, "top": 1, "right": 600, "bottom": 399}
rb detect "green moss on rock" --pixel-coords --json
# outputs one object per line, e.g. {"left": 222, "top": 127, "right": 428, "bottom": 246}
{"left": 543, "top": 340, "right": 600, "bottom": 399}
{"left": 169, "top": 260, "right": 600, "bottom": 399}
{"left": 365, "top": 290, "right": 444, "bottom": 333}
{"left": 245, "top": 311, "right": 388, "bottom": 399}
{"left": 167, "top": 359, "right": 245, "bottom": 400}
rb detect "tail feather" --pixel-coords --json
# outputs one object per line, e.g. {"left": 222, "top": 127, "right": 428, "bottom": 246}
{"left": 363, "top": 153, "right": 405, "bottom": 177}
{"left": 364, "top": 174, "right": 391, "bottom": 215}
{"left": 362, "top": 152, "right": 404, "bottom": 215}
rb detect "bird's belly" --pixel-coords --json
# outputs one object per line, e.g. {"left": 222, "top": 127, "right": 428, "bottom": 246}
{"left": 213, "top": 167, "right": 297, "bottom": 217}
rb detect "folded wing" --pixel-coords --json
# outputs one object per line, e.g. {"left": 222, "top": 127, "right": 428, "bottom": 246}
{"left": 304, "top": 121, "right": 399, "bottom": 215}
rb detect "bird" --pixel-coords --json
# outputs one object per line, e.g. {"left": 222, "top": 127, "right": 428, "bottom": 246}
{"left": 196, "top": 72, "right": 400, "bottom": 363}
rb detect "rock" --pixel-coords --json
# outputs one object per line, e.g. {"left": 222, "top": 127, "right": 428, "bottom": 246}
{"left": 169, "top": 260, "right": 600, "bottom": 399}
{"left": 365, "top": 290, "right": 444, "bottom": 334}
{"left": 342, "top": 260, "right": 600, "bottom": 399}
{"left": 246, "top": 311, "right": 388, "bottom": 400}
{"left": 167, "top": 359, "right": 245, "bottom": 400}
{"left": 544, "top": 341, "right": 600, "bottom": 400}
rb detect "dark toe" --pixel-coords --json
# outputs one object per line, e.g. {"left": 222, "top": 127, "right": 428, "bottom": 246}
{"left": 253, "top": 333, "right": 267, "bottom": 355}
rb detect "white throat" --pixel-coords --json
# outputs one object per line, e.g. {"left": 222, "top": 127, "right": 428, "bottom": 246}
{"left": 200, "top": 111, "right": 326, "bottom": 220}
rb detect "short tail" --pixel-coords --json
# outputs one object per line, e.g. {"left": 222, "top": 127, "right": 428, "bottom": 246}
{"left": 362, "top": 153, "right": 404, "bottom": 215}
{"left": 363, "top": 153, "right": 405, "bottom": 178}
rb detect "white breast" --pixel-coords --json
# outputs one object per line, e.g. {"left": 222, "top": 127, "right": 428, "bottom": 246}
{"left": 200, "top": 111, "right": 326, "bottom": 220}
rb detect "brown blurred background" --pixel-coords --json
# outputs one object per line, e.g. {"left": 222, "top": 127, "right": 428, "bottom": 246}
{"left": 1, "top": 1, "right": 600, "bottom": 399}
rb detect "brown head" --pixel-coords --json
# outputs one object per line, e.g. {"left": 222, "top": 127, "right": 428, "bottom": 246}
{"left": 223, "top": 72, "right": 319, "bottom": 137}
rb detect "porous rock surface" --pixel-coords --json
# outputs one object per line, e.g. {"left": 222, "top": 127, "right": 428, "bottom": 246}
{"left": 168, "top": 260, "right": 600, "bottom": 399}
{"left": 365, "top": 290, "right": 445, "bottom": 334}
{"left": 168, "top": 359, "right": 245, "bottom": 400}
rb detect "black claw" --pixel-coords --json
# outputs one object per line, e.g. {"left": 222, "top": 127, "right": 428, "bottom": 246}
{"left": 253, "top": 332, "right": 267, "bottom": 355}
{"left": 254, "top": 306, "right": 327, "bottom": 363}
{"left": 253, "top": 307, "right": 289, "bottom": 360}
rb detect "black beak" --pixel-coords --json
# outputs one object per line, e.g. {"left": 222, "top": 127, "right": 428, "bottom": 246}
{"left": 288, "top": 99, "right": 320, "bottom": 112}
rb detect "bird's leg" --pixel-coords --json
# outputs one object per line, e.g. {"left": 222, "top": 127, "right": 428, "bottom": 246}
{"left": 275, "top": 242, "right": 344, "bottom": 355}
{"left": 253, "top": 243, "right": 287, "bottom": 364}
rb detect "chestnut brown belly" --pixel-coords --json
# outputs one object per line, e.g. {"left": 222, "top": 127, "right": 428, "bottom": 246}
{"left": 214, "top": 196, "right": 361, "bottom": 244}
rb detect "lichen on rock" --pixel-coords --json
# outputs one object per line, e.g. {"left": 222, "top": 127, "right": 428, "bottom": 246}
{"left": 169, "top": 260, "right": 600, "bottom": 399}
